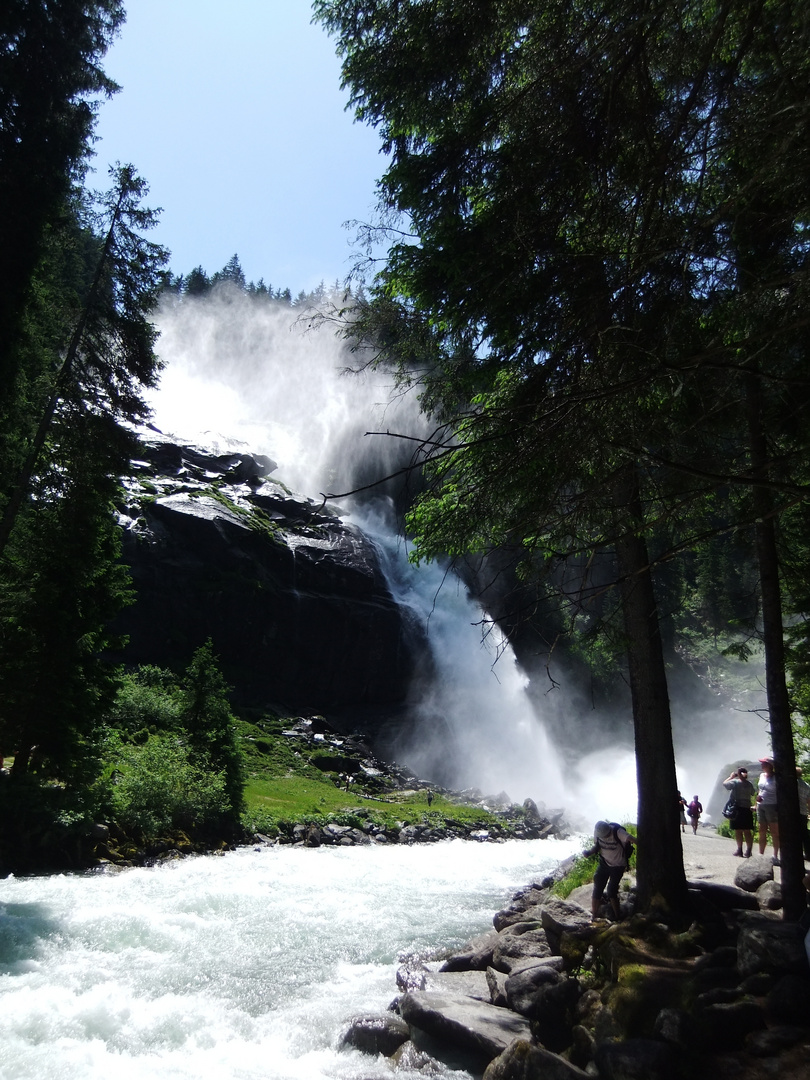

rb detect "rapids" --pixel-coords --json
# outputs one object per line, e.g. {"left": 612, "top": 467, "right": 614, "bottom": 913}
{"left": 0, "top": 836, "right": 581, "bottom": 1080}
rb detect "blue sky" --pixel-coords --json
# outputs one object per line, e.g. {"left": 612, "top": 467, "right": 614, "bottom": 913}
{"left": 92, "top": 1, "right": 386, "bottom": 292}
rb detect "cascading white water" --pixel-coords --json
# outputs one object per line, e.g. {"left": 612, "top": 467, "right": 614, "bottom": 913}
{"left": 0, "top": 837, "right": 582, "bottom": 1080}
{"left": 144, "top": 293, "right": 580, "bottom": 811}
{"left": 357, "top": 510, "right": 568, "bottom": 811}
{"left": 141, "top": 290, "right": 768, "bottom": 823}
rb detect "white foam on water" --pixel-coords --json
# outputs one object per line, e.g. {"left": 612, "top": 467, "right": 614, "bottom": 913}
{"left": 0, "top": 837, "right": 582, "bottom": 1080}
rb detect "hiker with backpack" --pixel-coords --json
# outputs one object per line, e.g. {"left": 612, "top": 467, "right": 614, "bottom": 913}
{"left": 583, "top": 820, "right": 636, "bottom": 922}
{"left": 687, "top": 796, "right": 703, "bottom": 834}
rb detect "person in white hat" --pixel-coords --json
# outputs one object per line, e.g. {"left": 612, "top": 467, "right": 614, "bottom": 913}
{"left": 583, "top": 820, "right": 636, "bottom": 921}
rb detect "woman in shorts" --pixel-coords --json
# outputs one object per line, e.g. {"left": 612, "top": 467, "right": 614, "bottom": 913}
{"left": 722, "top": 766, "right": 755, "bottom": 857}
{"left": 756, "top": 757, "right": 779, "bottom": 863}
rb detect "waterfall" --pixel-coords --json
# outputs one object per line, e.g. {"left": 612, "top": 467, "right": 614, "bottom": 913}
{"left": 141, "top": 290, "right": 768, "bottom": 827}
{"left": 357, "top": 508, "right": 568, "bottom": 812}
{"left": 145, "top": 293, "right": 574, "bottom": 812}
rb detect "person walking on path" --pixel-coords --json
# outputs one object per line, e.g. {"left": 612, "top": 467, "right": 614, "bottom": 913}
{"left": 756, "top": 757, "right": 780, "bottom": 863}
{"left": 583, "top": 820, "right": 636, "bottom": 922}
{"left": 688, "top": 796, "right": 703, "bottom": 834}
{"left": 678, "top": 792, "right": 688, "bottom": 833}
{"left": 722, "top": 767, "right": 755, "bottom": 857}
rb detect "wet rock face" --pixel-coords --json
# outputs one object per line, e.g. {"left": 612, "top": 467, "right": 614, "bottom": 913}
{"left": 115, "top": 428, "right": 424, "bottom": 711}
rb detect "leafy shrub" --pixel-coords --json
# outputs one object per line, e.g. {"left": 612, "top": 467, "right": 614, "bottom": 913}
{"left": 107, "top": 666, "right": 182, "bottom": 735}
{"left": 110, "top": 733, "right": 229, "bottom": 835}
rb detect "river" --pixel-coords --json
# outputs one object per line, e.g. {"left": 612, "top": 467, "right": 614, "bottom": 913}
{"left": 0, "top": 836, "right": 581, "bottom": 1080}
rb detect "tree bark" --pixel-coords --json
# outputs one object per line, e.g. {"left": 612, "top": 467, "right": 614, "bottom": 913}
{"left": 614, "top": 466, "right": 689, "bottom": 916}
{"left": 745, "top": 372, "right": 804, "bottom": 921}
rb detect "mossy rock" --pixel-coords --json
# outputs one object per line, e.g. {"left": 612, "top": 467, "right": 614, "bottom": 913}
{"left": 602, "top": 961, "right": 693, "bottom": 1038}
{"left": 559, "top": 930, "right": 590, "bottom": 972}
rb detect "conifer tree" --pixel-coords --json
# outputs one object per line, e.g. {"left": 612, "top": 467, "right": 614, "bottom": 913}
{"left": 316, "top": 0, "right": 810, "bottom": 915}
{"left": 181, "top": 640, "right": 245, "bottom": 822}
{"left": 0, "top": 407, "right": 134, "bottom": 783}
{"left": 0, "top": 164, "right": 167, "bottom": 560}
{"left": 0, "top": 1, "right": 125, "bottom": 405}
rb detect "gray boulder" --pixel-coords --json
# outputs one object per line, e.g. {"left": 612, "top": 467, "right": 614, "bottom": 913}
{"left": 695, "top": 999, "right": 766, "bottom": 1050}
{"left": 593, "top": 1037, "right": 680, "bottom": 1080}
{"left": 734, "top": 855, "right": 774, "bottom": 893}
{"left": 498, "top": 919, "right": 544, "bottom": 937}
{"left": 688, "top": 879, "right": 759, "bottom": 911}
{"left": 491, "top": 928, "right": 553, "bottom": 973}
{"left": 493, "top": 905, "right": 544, "bottom": 931}
{"left": 390, "top": 1040, "right": 445, "bottom": 1072}
{"left": 396, "top": 959, "right": 427, "bottom": 993}
{"left": 765, "top": 973, "right": 810, "bottom": 1027}
{"left": 756, "top": 879, "right": 782, "bottom": 910}
{"left": 399, "top": 824, "right": 423, "bottom": 844}
{"left": 503, "top": 884, "right": 553, "bottom": 915}
{"left": 482, "top": 1038, "right": 590, "bottom": 1079}
{"left": 504, "top": 960, "right": 568, "bottom": 1016}
{"left": 486, "top": 966, "right": 509, "bottom": 1007}
{"left": 323, "top": 823, "right": 351, "bottom": 841}
{"left": 441, "top": 930, "right": 499, "bottom": 972}
{"left": 737, "top": 921, "right": 809, "bottom": 978}
{"left": 504, "top": 962, "right": 578, "bottom": 1053}
{"left": 339, "top": 1013, "right": 410, "bottom": 1056}
{"left": 538, "top": 895, "right": 591, "bottom": 952}
{"left": 399, "top": 990, "right": 532, "bottom": 1067}
{"left": 424, "top": 969, "right": 491, "bottom": 1002}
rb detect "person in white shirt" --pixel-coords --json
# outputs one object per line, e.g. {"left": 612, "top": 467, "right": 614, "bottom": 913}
{"left": 756, "top": 757, "right": 779, "bottom": 863}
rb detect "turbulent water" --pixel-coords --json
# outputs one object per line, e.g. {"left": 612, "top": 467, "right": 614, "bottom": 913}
{"left": 0, "top": 837, "right": 581, "bottom": 1080}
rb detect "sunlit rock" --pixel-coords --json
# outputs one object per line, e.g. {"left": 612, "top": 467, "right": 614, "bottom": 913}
{"left": 116, "top": 428, "right": 425, "bottom": 713}
{"left": 482, "top": 1038, "right": 589, "bottom": 1080}
{"left": 399, "top": 990, "right": 533, "bottom": 1068}
{"left": 338, "top": 1013, "right": 410, "bottom": 1056}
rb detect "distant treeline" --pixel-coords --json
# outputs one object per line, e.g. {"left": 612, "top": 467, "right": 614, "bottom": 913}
{"left": 161, "top": 253, "right": 353, "bottom": 308}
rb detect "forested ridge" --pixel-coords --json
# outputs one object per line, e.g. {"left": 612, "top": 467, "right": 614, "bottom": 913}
{"left": 2, "top": 1, "right": 810, "bottom": 924}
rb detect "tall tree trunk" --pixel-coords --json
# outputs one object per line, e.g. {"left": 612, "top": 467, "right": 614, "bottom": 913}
{"left": 745, "top": 372, "right": 804, "bottom": 921}
{"left": 614, "top": 466, "right": 689, "bottom": 917}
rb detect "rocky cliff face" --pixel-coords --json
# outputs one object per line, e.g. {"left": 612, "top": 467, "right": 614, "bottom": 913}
{"left": 115, "top": 426, "right": 425, "bottom": 714}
